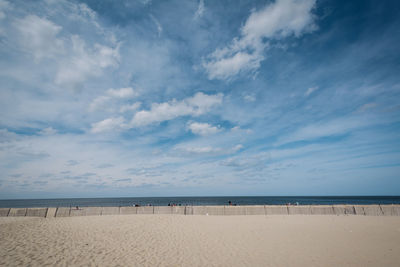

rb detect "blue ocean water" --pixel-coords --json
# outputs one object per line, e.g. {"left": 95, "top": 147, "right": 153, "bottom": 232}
{"left": 0, "top": 196, "right": 400, "bottom": 208}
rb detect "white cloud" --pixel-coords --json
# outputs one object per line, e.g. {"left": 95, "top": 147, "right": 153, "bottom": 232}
{"left": 14, "top": 15, "right": 64, "bottom": 60}
{"left": 89, "top": 88, "right": 137, "bottom": 112}
{"left": 90, "top": 117, "right": 125, "bottom": 133}
{"left": 77, "top": 3, "right": 96, "bottom": 20}
{"left": 304, "top": 86, "right": 318, "bottom": 96}
{"left": 39, "top": 127, "right": 57, "bottom": 135}
{"left": 243, "top": 94, "right": 256, "bottom": 102}
{"left": 89, "top": 92, "right": 222, "bottom": 132}
{"left": 119, "top": 102, "right": 141, "bottom": 113}
{"left": 176, "top": 143, "right": 243, "bottom": 155}
{"left": 188, "top": 122, "right": 221, "bottom": 136}
{"left": 0, "top": 128, "right": 19, "bottom": 143}
{"left": 278, "top": 116, "right": 373, "bottom": 145}
{"left": 0, "top": 0, "right": 10, "bottom": 20}
{"left": 231, "top": 126, "right": 252, "bottom": 134}
{"left": 107, "top": 87, "right": 136, "bottom": 98}
{"left": 89, "top": 95, "right": 111, "bottom": 112}
{"left": 150, "top": 14, "right": 162, "bottom": 37}
{"left": 194, "top": 0, "right": 205, "bottom": 19}
{"left": 203, "top": 0, "right": 317, "bottom": 80}
{"left": 55, "top": 36, "right": 119, "bottom": 87}
{"left": 184, "top": 146, "right": 221, "bottom": 154}
{"left": 131, "top": 92, "right": 223, "bottom": 127}
{"left": 233, "top": 144, "right": 244, "bottom": 152}
{"left": 2, "top": 1, "right": 120, "bottom": 91}
{"left": 241, "top": 0, "right": 316, "bottom": 40}
{"left": 204, "top": 51, "right": 263, "bottom": 80}
{"left": 131, "top": 101, "right": 190, "bottom": 127}
{"left": 357, "top": 103, "right": 376, "bottom": 112}
{"left": 140, "top": 0, "right": 152, "bottom": 6}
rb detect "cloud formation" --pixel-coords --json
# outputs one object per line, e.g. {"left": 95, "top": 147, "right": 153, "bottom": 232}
{"left": 194, "top": 0, "right": 205, "bottom": 19}
{"left": 188, "top": 122, "right": 221, "bottom": 136}
{"left": 150, "top": 14, "right": 163, "bottom": 37}
{"left": 1, "top": 1, "right": 120, "bottom": 93}
{"left": 89, "top": 87, "right": 137, "bottom": 112}
{"left": 277, "top": 116, "right": 374, "bottom": 145}
{"left": 203, "top": 0, "right": 317, "bottom": 80}
{"left": 130, "top": 92, "right": 223, "bottom": 127}
{"left": 89, "top": 92, "right": 223, "bottom": 133}
{"left": 14, "top": 15, "right": 63, "bottom": 60}
{"left": 54, "top": 36, "right": 120, "bottom": 88}
{"left": 90, "top": 117, "right": 125, "bottom": 133}
{"left": 1, "top": 0, "right": 399, "bottom": 197}
{"left": 176, "top": 143, "right": 243, "bottom": 155}
{"left": 305, "top": 86, "right": 318, "bottom": 96}
{"left": 0, "top": 0, "right": 10, "bottom": 20}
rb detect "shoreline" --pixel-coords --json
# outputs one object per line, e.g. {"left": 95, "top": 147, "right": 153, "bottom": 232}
{"left": 1, "top": 204, "right": 399, "bottom": 218}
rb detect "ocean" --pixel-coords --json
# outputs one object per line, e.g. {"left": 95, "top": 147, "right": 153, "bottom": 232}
{"left": 0, "top": 196, "right": 400, "bottom": 208}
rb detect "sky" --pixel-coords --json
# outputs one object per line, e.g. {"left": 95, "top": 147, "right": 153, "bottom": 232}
{"left": 0, "top": 0, "right": 399, "bottom": 199}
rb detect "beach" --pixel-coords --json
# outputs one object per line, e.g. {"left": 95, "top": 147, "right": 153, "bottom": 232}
{"left": 1, "top": 215, "right": 399, "bottom": 266}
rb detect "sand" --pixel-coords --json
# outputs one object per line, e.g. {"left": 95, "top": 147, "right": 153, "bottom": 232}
{"left": 1, "top": 215, "right": 399, "bottom": 266}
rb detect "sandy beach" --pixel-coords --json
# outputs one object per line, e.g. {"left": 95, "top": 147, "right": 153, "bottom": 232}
{"left": 1, "top": 215, "right": 399, "bottom": 266}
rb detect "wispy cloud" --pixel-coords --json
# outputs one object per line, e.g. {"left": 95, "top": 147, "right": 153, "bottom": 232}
{"left": 203, "top": 0, "right": 317, "bottom": 80}
{"left": 243, "top": 94, "right": 256, "bottom": 102}
{"left": 175, "top": 143, "right": 242, "bottom": 155}
{"left": 150, "top": 14, "right": 162, "bottom": 37}
{"left": 277, "top": 116, "right": 375, "bottom": 145}
{"left": 97, "top": 163, "right": 114, "bottom": 169}
{"left": 89, "top": 92, "right": 223, "bottom": 132}
{"left": 357, "top": 103, "right": 377, "bottom": 112}
{"left": 107, "top": 87, "right": 137, "bottom": 98}
{"left": 66, "top": 160, "right": 79, "bottom": 166}
{"left": 305, "top": 86, "right": 318, "bottom": 96}
{"left": 91, "top": 117, "right": 125, "bottom": 133}
{"left": 194, "top": 0, "right": 205, "bottom": 19}
{"left": 130, "top": 92, "right": 223, "bottom": 127}
{"left": 13, "top": 15, "right": 63, "bottom": 61}
{"left": 8, "top": 11, "right": 120, "bottom": 89}
{"left": 39, "top": 127, "right": 57, "bottom": 136}
{"left": 54, "top": 36, "right": 120, "bottom": 88}
{"left": 0, "top": 0, "right": 11, "bottom": 20}
{"left": 188, "top": 122, "right": 221, "bottom": 136}
{"left": 119, "top": 102, "right": 141, "bottom": 113}
{"left": 89, "top": 87, "right": 137, "bottom": 112}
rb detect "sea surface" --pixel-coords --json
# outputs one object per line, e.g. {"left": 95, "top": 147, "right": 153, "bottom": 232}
{"left": 1, "top": 196, "right": 400, "bottom": 208}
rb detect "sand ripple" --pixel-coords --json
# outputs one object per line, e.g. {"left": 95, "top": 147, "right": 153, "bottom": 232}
{"left": 1, "top": 215, "right": 400, "bottom": 266}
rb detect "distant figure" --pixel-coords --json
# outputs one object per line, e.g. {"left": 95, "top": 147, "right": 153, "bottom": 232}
{"left": 75, "top": 206, "right": 79, "bottom": 210}
{"left": 228, "top": 201, "right": 232, "bottom": 206}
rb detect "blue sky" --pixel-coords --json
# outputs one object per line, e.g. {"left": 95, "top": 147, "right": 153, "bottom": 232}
{"left": 0, "top": 0, "right": 399, "bottom": 199}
